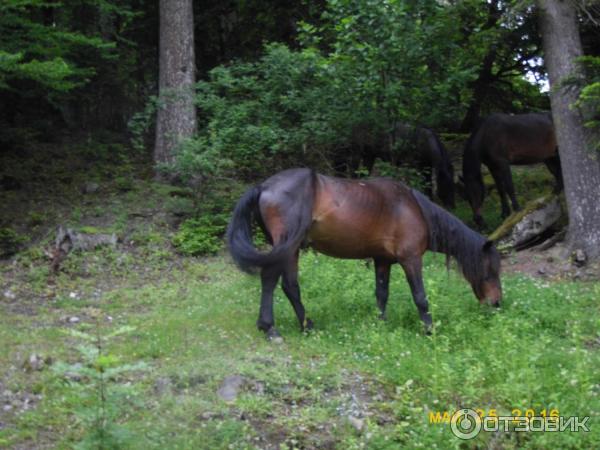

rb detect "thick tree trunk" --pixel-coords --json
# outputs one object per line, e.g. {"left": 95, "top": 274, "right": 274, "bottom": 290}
{"left": 538, "top": 0, "right": 600, "bottom": 260}
{"left": 155, "top": 0, "right": 197, "bottom": 170}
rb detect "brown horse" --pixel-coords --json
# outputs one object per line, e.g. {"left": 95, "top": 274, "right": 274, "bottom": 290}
{"left": 227, "top": 168, "right": 502, "bottom": 339}
{"left": 462, "top": 112, "right": 561, "bottom": 226}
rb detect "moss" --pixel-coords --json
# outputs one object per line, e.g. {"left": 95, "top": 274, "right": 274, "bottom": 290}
{"left": 488, "top": 194, "right": 558, "bottom": 242}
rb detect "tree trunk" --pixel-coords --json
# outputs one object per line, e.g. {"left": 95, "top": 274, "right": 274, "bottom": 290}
{"left": 154, "top": 0, "right": 197, "bottom": 170}
{"left": 537, "top": 0, "right": 600, "bottom": 260}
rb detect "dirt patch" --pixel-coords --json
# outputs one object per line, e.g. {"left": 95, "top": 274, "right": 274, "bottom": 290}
{"left": 502, "top": 242, "right": 600, "bottom": 281}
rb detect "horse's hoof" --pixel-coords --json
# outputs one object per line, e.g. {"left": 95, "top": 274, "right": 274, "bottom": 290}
{"left": 266, "top": 328, "right": 283, "bottom": 344}
{"left": 378, "top": 313, "right": 387, "bottom": 321}
{"left": 424, "top": 324, "right": 433, "bottom": 336}
{"left": 303, "top": 318, "right": 314, "bottom": 332}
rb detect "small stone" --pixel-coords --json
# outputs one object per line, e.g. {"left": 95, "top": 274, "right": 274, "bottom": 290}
{"left": 573, "top": 249, "right": 587, "bottom": 267}
{"left": 68, "top": 316, "right": 80, "bottom": 324}
{"left": 69, "top": 292, "right": 78, "bottom": 299}
{"left": 200, "top": 411, "right": 215, "bottom": 420}
{"left": 154, "top": 377, "right": 172, "bottom": 396}
{"left": 3, "top": 290, "right": 16, "bottom": 300}
{"left": 537, "top": 267, "right": 546, "bottom": 275}
{"left": 348, "top": 416, "right": 365, "bottom": 432}
{"left": 217, "top": 375, "right": 245, "bottom": 402}
{"left": 24, "top": 354, "right": 45, "bottom": 372}
{"left": 82, "top": 182, "right": 100, "bottom": 194}
{"left": 3, "top": 404, "right": 12, "bottom": 412}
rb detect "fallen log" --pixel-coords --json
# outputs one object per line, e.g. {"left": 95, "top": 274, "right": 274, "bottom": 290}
{"left": 48, "top": 226, "right": 117, "bottom": 273}
{"left": 489, "top": 195, "right": 564, "bottom": 252}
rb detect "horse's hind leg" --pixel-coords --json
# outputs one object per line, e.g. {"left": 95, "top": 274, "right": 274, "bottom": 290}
{"left": 399, "top": 255, "right": 432, "bottom": 334}
{"left": 282, "top": 250, "right": 312, "bottom": 332}
{"left": 258, "top": 265, "right": 283, "bottom": 340}
{"left": 374, "top": 259, "right": 391, "bottom": 320}
{"left": 545, "top": 155, "right": 563, "bottom": 193}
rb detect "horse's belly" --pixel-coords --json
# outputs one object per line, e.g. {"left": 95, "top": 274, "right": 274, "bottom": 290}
{"left": 307, "top": 221, "right": 394, "bottom": 259}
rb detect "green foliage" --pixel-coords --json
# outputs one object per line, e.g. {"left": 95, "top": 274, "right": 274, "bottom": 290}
{"left": 308, "top": 0, "right": 479, "bottom": 126}
{"left": 181, "top": 43, "right": 358, "bottom": 180}
{"left": 128, "top": 96, "right": 158, "bottom": 154}
{"left": 177, "top": 1, "right": 548, "bottom": 183}
{"left": 371, "top": 159, "right": 425, "bottom": 190}
{"left": 53, "top": 322, "right": 147, "bottom": 449}
{"left": 0, "top": 1, "right": 119, "bottom": 93}
{"left": 172, "top": 216, "right": 227, "bottom": 256}
{"left": 575, "top": 56, "right": 600, "bottom": 151}
{"left": 0, "top": 227, "right": 28, "bottom": 257}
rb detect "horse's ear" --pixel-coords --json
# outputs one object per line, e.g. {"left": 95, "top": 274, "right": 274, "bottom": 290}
{"left": 483, "top": 240, "right": 494, "bottom": 252}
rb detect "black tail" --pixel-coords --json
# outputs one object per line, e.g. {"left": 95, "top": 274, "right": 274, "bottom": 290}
{"left": 226, "top": 181, "right": 313, "bottom": 274}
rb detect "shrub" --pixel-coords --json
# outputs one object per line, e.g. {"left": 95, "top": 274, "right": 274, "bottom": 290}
{"left": 172, "top": 215, "right": 228, "bottom": 256}
{"left": 0, "top": 227, "right": 28, "bottom": 257}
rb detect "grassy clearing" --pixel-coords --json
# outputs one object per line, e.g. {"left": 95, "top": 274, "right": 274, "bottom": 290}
{"left": 1, "top": 248, "right": 599, "bottom": 449}
{"left": 1, "top": 148, "right": 598, "bottom": 449}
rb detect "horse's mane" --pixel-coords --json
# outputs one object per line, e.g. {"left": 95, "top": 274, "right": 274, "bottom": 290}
{"left": 411, "top": 189, "right": 490, "bottom": 285}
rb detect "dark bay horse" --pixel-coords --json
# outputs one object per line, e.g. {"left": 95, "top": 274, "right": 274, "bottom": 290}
{"left": 462, "top": 112, "right": 561, "bottom": 226}
{"left": 227, "top": 168, "right": 502, "bottom": 340}
{"left": 336, "top": 123, "right": 455, "bottom": 209}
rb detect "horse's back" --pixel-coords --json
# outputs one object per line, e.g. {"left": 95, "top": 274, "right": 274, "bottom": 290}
{"left": 308, "top": 175, "right": 428, "bottom": 259}
{"left": 476, "top": 113, "right": 556, "bottom": 164}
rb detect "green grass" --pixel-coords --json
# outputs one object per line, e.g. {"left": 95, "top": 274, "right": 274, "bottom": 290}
{"left": 1, "top": 250, "right": 599, "bottom": 449}
{"left": 1, "top": 150, "right": 597, "bottom": 449}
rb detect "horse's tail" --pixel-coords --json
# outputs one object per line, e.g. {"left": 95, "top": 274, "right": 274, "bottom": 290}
{"left": 226, "top": 177, "right": 314, "bottom": 274}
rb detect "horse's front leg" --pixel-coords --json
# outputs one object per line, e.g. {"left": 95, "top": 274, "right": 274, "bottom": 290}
{"left": 258, "top": 265, "right": 283, "bottom": 341}
{"left": 399, "top": 255, "right": 432, "bottom": 334}
{"left": 374, "top": 259, "right": 391, "bottom": 320}
{"left": 489, "top": 165, "right": 511, "bottom": 218}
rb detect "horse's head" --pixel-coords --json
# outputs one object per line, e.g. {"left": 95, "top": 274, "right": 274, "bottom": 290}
{"left": 437, "top": 166, "right": 455, "bottom": 209}
{"left": 461, "top": 174, "right": 485, "bottom": 226}
{"left": 471, "top": 240, "right": 502, "bottom": 307}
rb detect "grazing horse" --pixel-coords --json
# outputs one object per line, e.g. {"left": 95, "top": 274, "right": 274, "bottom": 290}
{"left": 462, "top": 112, "right": 561, "bottom": 226}
{"left": 335, "top": 123, "right": 455, "bottom": 209}
{"left": 227, "top": 168, "right": 502, "bottom": 339}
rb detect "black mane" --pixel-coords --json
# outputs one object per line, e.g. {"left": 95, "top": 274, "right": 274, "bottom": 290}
{"left": 411, "top": 189, "right": 494, "bottom": 285}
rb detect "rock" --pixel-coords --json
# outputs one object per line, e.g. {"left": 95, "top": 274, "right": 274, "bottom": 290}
{"left": 23, "top": 354, "right": 46, "bottom": 372}
{"left": 82, "top": 182, "right": 100, "bottom": 194}
{"left": 573, "top": 249, "right": 587, "bottom": 267}
{"left": 154, "top": 377, "right": 173, "bottom": 396}
{"left": 348, "top": 416, "right": 365, "bottom": 432}
{"left": 510, "top": 198, "right": 561, "bottom": 247}
{"left": 55, "top": 226, "right": 118, "bottom": 252}
{"left": 68, "top": 316, "right": 80, "bottom": 324}
{"left": 3, "top": 290, "right": 16, "bottom": 300}
{"left": 217, "top": 375, "right": 245, "bottom": 402}
{"left": 492, "top": 196, "right": 562, "bottom": 251}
